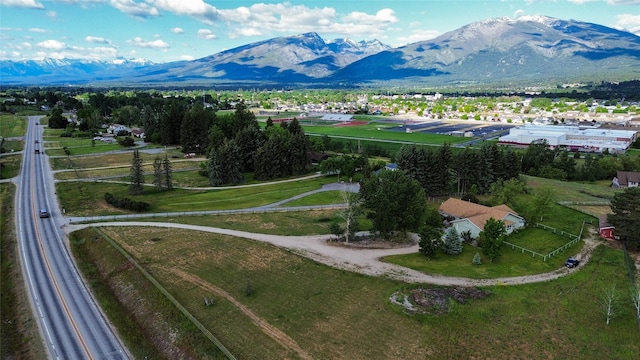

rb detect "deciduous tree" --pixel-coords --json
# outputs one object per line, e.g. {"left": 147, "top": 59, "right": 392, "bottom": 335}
{"left": 360, "top": 170, "right": 427, "bottom": 240}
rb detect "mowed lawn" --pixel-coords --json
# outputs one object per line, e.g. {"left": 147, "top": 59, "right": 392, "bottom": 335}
{"left": 76, "top": 225, "right": 640, "bottom": 359}
{"left": 56, "top": 176, "right": 334, "bottom": 216}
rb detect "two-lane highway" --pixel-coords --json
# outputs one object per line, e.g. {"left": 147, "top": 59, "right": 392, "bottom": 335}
{"left": 16, "top": 116, "right": 128, "bottom": 359}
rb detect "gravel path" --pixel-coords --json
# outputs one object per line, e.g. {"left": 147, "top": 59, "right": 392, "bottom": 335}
{"left": 64, "top": 221, "right": 600, "bottom": 286}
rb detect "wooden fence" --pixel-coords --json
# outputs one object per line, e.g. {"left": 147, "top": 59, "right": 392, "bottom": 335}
{"left": 504, "top": 219, "right": 589, "bottom": 262}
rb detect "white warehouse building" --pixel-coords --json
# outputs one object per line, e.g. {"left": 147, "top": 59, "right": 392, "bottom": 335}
{"left": 498, "top": 125, "right": 638, "bottom": 153}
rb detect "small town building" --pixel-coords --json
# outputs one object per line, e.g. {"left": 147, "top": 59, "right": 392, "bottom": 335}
{"left": 498, "top": 125, "right": 638, "bottom": 153}
{"left": 598, "top": 215, "right": 615, "bottom": 240}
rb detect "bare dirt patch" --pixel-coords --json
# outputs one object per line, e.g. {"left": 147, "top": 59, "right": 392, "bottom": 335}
{"left": 390, "top": 287, "right": 492, "bottom": 315}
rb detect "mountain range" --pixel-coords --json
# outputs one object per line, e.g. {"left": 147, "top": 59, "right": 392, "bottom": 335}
{"left": 1, "top": 15, "right": 639, "bottom": 88}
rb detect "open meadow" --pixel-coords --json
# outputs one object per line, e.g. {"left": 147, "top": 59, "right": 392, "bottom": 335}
{"left": 71, "top": 225, "right": 640, "bottom": 359}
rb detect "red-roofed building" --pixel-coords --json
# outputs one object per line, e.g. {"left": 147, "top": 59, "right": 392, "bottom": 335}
{"left": 598, "top": 214, "right": 615, "bottom": 240}
{"left": 438, "top": 198, "right": 526, "bottom": 238}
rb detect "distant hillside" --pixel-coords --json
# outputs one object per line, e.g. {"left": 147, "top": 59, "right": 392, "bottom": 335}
{"left": 1, "top": 16, "right": 638, "bottom": 88}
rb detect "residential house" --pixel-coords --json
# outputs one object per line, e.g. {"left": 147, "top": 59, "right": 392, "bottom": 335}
{"left": 598, "top": 214, "right": 615, "bottom": 240}
{"left": 616, "top": 171, "right": 640, "bottom": 188}
{"left": 107, "top": 124, "right": 131, "bottom": 135}
{"left": 438, "top": 198, "right": 526, "bottom": 239}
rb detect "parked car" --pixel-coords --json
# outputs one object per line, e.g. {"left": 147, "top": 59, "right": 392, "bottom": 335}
{"left": 565, "top": 257, "right": 580, "bottom": 268}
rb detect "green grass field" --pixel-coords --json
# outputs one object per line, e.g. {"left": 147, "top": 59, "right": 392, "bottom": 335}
{"left": 0, "top": 114, "right": 27, "bottom": 138}
{"left": 56, "top": 176, "right": 335, "bottom": 216}
{"left": 525, "top": 175, "right": 617, "bottom": 203}
{"left": 72, "top": 225, "right": 640, "bottom": 359}
{"left": 0, "top": 154, "right": 22, "bottom": 179}
{"left": 302, "top": 122, "right": 471, "bottom": 145}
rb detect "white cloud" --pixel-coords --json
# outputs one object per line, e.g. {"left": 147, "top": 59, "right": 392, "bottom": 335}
{"left": 171, "top": 27, "right": 184, "bottom": 34}
{"left": 180, "top": 54, "right": 195, "bottom": 60}
{"left": 36, "top": 39, "right": 67, "bottom": 51}
{"left": 614, "top": 13, "right": 640, "bottom": 34}
{"left": 28, "top": 28, "right": 49, "bottom": 33}
{"left": 197, "top": 29, "right": 217, "bottom": 40}
{"left": 220, "top": 4, "right": 398, "bottom": 39}
{"left": 397, "top": 29, "right": 441, "bottom": 45}
{"left": 149, "top": 0, "right": 222, "bottom": 24}
{"left": 127, "top": 36, "right": 169, "bottom": 51}
{"left": 46, "top": 10, "right": 56, "bottom": 18}
{"left": 568, "top": 0, "right": 598, "bottom": 4}
{"left": 109, "top": 0, "right": 159, "bottom": 18}
{"left": 0, "top": 0, "right": 44, "bottom": 9}
{"left": 514, "top": 9, "right": 526, "bottom": 18}
{"left": 607, "top": 0, "right": 640, "bottom": 5}
{"left": 38, "top": 45, "right": 119, "bottom": 61}
{"left": 85, "top": 36, "right": 113, "bottom": 46}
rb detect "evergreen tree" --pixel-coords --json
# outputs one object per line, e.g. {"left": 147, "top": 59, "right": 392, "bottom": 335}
{"left": 608, "top": 187, "right": 640, "bottom": 251}
{"left": 434, "top": 143, "right": 452, "bottom": 195}
{"left": 207, "top": 139, "right": 244, "bottom": 186}
{"left": 152, "top": 156, "right": 163, "bottom": 190}
{"left": 234, "top": 125, "right": 265, "bottom": 172}
{"left": 158, "top": 100, "right": 184, "bottom": 145}
{"left": 254, "top": 128, "right": 291, "bottom": 180}
{"left": 206, "top": 124, "right": 225, "bottom": 155}
{"left": 180, "top": 102, "right": 214, "bottom": 154}
{"left": 453, "top": 147, "right": 477, "bottom": 194}
{"left": 476, "top": 142, "right": 496, "bottom": 194}
{"left": 129, "top": 149, "right": 144, "bottom": 195}
{"left": 233, "top": 102, "right": 259, "bottom": 136}
{"left": 479, "top": 218, "right": 507, "bottom": 262}
{"left": 443, "top": 227, "right": 463, "bottom": 255}
{"left": 502, "top": 148, "right": 521, "bottom": 180}
{"left": 162, "top": 154, "right": 173, "bottom": 190}
{"left": 418, "top": 226, "right": 444, "bottom": 258}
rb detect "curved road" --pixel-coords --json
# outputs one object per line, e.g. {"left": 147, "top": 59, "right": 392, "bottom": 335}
{"left": 64, "top": 221, "right": 596, "bottom": 287}
{"left": 16, "top": 116, "right": 128, "bottom": 359}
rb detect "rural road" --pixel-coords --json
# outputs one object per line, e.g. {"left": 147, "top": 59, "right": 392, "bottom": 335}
{"left": 64, "top": 220, "right": 599, "bottom": 287}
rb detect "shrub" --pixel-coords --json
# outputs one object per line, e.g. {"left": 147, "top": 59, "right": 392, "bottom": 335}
{"left": 118, "top": 136, "right": 135, "bottom": 147}
{"left": 472, "top": 252, "right": 482, "bottom": 265}
{"left": 443, "top": 227, "right": 463, "bottom": 255}
{"left": 104, "top": 192, "right": 150, "bottom": 212}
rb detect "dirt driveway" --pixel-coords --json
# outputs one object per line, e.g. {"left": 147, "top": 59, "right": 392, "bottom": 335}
{"left": 66, "top": 221, "right": 600, "bottom": 286}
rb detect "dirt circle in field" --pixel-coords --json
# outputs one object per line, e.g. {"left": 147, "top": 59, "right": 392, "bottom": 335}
{"left": 390, "top": 287, "right": 492, "bottom": 315}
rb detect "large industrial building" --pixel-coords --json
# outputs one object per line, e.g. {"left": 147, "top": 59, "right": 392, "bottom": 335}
{"left": 498, "top": 125, "right": 638, "bottom": 153}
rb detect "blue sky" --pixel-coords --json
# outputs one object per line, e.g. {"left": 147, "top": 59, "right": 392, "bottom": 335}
{"left": 1, "top": 0, "right": 639, "bottom": 63}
